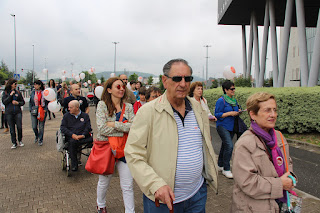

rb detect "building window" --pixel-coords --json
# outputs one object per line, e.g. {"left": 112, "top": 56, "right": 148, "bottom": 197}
{"left": 296, "top": 68, "right": 299, "bottom": 80}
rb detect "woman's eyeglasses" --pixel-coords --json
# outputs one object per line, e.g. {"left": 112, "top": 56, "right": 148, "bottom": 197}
{"left": 229, "top": 88, "right": 235, "bottom": 91}
{"left": 116, "top": 84, "right": 126, "bottom": 90}
{"left": 165, "top": 75, "right": 193, "bottom": 82}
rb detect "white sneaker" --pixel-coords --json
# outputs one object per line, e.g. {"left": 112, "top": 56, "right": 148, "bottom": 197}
{"left": 218, "top": 166, "right": 224, "bottom": 172}
{"left": 222, "top": 170, "right": 233, "bottom": 179}
{"left": 19, "top": 141, "right": 24, "bottom": 147}
{"left": 11, "top": 144, "right": 17, "bottom": 149}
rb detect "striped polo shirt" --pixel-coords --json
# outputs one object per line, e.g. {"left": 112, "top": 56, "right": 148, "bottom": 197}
{"left": 172, "top": 99, "right": 204, "bottom": 204}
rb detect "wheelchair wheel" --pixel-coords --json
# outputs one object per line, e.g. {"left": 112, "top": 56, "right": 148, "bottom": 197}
{"left": 65, "top": 151, "right": 71, "bottom": 177}
{"left": 61, "top": 152, "right": 66, "bottom": 170}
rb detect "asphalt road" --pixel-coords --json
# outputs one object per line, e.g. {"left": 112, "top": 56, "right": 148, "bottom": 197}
{"left": 210, "top": 126, "right": 320, "bottom": 199}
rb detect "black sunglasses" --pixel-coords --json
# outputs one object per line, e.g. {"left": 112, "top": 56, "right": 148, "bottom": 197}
{"left": 229, "top": 88, "right": 235, "bottom": 91}
{"left": 165, "top": 75, "right": 193, "bottom": 82}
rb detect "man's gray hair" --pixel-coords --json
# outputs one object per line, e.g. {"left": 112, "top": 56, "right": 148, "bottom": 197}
{"left": 69, "top": 100, "right": 80, "bottom": 108}
{"left": 163, "top": 58, "right": 193, "bottom": 76}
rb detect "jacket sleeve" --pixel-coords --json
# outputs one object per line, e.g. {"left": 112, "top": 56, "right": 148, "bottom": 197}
{"left": 232, "top": 140, "right": 284, "bottom": 200}
{"left": 29, "top": 92, "right": 34, "bottom": 111}
{"left": 214, "top": 98, "right": 225, "bottom": 119}
{"left": 114, "top": 103, "right": 134, "bottom": 133}
{"left": 82, "top": 114, "right": 92, "bottom": 136}
{"left": 60, "top": 114, "right": 74, "bottom": 137}
{"left": 96, "top": 101, "right": 119, "bottom": 136}
{"left": 2, "top": 92, "right": 13, "bottom": 106}
{"left": 124, "top": 106, "right": 168, "bottom": 197}
{"left": 17, "top": 91, "right": 25, "bottom": 106}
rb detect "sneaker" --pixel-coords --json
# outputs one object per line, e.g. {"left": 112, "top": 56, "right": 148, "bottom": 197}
{"left": 222, "top": 170, "right": 233, "bottom": 179}
{"left": 78, "top": 161, "right": 82, "bottom": 166}
{"left": 11, "top": 144, "right": 17, "bottom": 149}
{"left": 97, "top": 206, "right": 107, "bottom": 213}
{"left": 19, "top": 141, "right": 24, "bottom": 147}
{"left": 4, "top": 128, "right": 9, "bottom": 133}
{"left": 34, "top": 138, "right": 38, "bottom": 143}
{"left": 218, "top": 166, "right": 224, "bottom": 172}
{"left": 38, "top": 142, "right": 43, "bottom": 146}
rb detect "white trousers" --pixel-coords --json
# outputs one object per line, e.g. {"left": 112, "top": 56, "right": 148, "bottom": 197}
{"left": 96, "top": 161, "right": 135, "bottom": 213}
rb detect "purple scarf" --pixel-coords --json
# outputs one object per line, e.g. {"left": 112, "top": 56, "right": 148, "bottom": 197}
{"left": 251, "top": 121, "right": 287, "bottom": 202}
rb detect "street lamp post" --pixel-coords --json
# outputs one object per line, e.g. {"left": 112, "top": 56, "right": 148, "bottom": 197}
{"left": 204, "top": 45, "right": 211, "bottom": 88}
{"left": 112, "top": 42, "right": 119, "bottom": 75}
{"left": 32, "top": 45, "right": 35, "bottom": 83}
{"left": 10, "top": 14, "right": 17, "bottom": 74}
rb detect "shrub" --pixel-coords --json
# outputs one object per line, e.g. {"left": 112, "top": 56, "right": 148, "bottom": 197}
{"left": 203, "top": 87, "right": 320, "bottom": 133}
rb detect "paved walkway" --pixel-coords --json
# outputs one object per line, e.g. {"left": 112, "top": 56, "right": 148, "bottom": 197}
{"left": 1, "top": 107, "right": 319, "bottom": 212}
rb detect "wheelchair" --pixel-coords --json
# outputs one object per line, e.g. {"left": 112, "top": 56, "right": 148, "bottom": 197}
{"left": 56, "top": 129, "right": 93, "bottom": 177}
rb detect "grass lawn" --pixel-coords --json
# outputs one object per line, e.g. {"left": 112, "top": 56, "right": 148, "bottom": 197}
{"left": 283, "top": 132, "right": 320, "bottom": 146}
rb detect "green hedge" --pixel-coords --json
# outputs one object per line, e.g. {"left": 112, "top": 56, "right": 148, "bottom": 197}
{"left": 203, "top": 87, "right": 320, "bottom": 133}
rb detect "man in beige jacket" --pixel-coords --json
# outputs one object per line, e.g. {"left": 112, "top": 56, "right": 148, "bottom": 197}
{"left": 125, "top": 59, "right": 218, "bottom": 212}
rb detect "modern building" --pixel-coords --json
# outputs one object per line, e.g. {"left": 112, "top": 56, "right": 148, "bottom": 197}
{"left": 218, "top": 0, "right": 320, "bottom": 87}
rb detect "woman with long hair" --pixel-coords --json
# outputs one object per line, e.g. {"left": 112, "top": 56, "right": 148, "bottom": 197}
{"left": 48, "top": 79, "right": 56, "bottom": 120}
{"left": 2, "top": 78, "right": 25, "bottom": 149}
{"left": 29, "top": 80, "right": 47, "bottom": 146}
{"left": 95, "top": 77, "right": 135, "bottom": 213}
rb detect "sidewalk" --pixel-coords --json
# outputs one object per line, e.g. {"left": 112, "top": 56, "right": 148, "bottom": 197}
{"left": 0, "top": 107, "right": 319, "bottom": 212}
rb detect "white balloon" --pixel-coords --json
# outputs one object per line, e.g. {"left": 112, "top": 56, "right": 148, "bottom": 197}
{"left": 75, "top": 75, "right": 80, "bottom": 82}
{"left": 43, "top": 88, "right": 56, "bottom": 101}
{"left": 88, "top": 80, "right": 91, "bottom": 84}
{"left": 91, "top": 67, "right": 95, "bottom": 73}
{"left": 97, "top": 79, "right": 101, "bottom": 84}
{"left": 61, "top": 70, "right": 67, "bottom": 75}
{"left": 42, "top": 68, "right": 48, "bottom": 74}
{"left": 79, "top": 73, "right": 85, "bottom": 80}
{"left": 94, "top": 86, "right": 104, "bottom": 99}
{"left": 61, "top": 76, "right": 66, "bottom": 81}
{"left": 48, "top": 101, "right": 61, "bottom": 113}
{"left": 110, "top": 73, "right": 115, "bottom": 77}
{"left": 138, "top": 76, "right": 143, "bottom": 82}
{"left": 83, "top": 82, "right": 88, "bottom": 87}
{"left": 223, "top": 65, "right": 236, "bottom": 80}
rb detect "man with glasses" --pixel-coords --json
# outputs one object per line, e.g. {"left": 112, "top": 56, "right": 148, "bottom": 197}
{"left": 125, "top": 59, "right": 218, "bottom": 212}
{"left": 119, "top": 74, "right": 136, "bottom": 104}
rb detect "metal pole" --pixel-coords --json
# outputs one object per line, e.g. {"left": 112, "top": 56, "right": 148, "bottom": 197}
{"left": 112, "top": 42, "right": 119, "bottom": 75}
{"left": 278, "top": 0, "right": 294, "bottom": 87}
{"left": 204, "top": 45, "right": 211, "bottom": 88}
{"left": 259, "top": 1, "right": 269, "bottom": 88}
{"left": 296, "top": 0, "right": 309, "bottom": 87}
{"left": 242, "top": 25, "right": 247, "bottom": 78}
{"left": 247, "top": 15, "right": 254, "bottom": 79}
{"left": 10, "top": 14, "right": 16, "bottom": 74}
{"left": 308, "top": 9, "right": 320, "bottom": 87}
{"left": 269, "top": 0, "right": 280, "bottom": 87}
{"left": 32, "top": 45, "right": 35, "bottom": 83}
{"left": 253, "top": 11, "right": 261, "bottom": 87}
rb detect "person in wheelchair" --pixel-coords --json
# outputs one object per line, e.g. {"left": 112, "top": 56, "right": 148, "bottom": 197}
{"left": 60, "top": 100, "right": 93, "bottom": 171}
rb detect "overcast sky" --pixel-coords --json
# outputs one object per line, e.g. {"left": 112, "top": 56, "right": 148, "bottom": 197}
{"left": 1, "top": 0, "right": 263, "bottom": 81}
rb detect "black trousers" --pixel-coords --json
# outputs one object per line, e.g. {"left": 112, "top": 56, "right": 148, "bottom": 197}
{"left": 6, "top": 113, "right": 23, "bottom": 145}
{"left": 68, "top": 137, "right": 93, "bottom": 168}
{"left": 1, "top": 112, "right": 8, "bottom": 128}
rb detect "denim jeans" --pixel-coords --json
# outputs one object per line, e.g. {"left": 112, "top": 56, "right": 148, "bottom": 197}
{"left": 6, "top": 113, "right": 23, "bottom": 145}
{"left": 217, "top": 126, "right": 235, "bottom": 171}
{"left": 31, "top": 113, "right": 46, "bottom": 143}
{"left": 143, "top": 181, "right": 207, "bottom": 213}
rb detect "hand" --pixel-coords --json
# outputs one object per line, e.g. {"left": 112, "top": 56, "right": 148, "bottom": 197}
{"left": 209, "top": 116, "right": 217, "bottom": 121}
{"left": 107, "top": 122, "right": 115, "bottom": 127}
{"left": 12, "top": 100, "right": 19, "bottom": 105}
{"left": 72, "top": 134, "right": 79, "bottom": 140}
{"left": 229, "top": 111, "right": 239, "bottom": 117}
{"left": 154, "top": 185, "right": 175, "bottom": 210}
{"left": 10, "top": 91, "right": 15, "bottom": 96}
{"left": 280, "top": 171, "right": 295, "bottom": 191}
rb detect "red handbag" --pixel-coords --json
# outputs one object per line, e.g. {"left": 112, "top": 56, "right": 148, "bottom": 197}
{"left": 85, "top": 139, "right": 115, "bottom": 175}
{"left": 108, "top": 103, "right": 128, "bottom": 159}
{"left": 37, "top": 106, "right": 45, "bottom": 121}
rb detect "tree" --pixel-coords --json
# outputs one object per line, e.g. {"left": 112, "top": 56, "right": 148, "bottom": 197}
{"left": 234, "top": 76, "right": 252, "bottom": 87}
{"left": 0, "top": 60, "right": 13, "bottom": 85}
{"left": 210, "top": 79, "right": 218, "bottom": 89}
{"left": 25, "top": 71, "right": 38, "bottom": 85}
{"left": 128, "top": 73, "right": 138, "bottom": 82}
{"left": 147, "top": 76, "right": 153, "bottom": 85}
{"left": 100, "top": 76, "right": 105, "bottom": 84}
{"left": 159, "top": 75, "right": 164, "bottom": 92}
{"left": 82, "top": 71, "right": 97, "bottom": 83}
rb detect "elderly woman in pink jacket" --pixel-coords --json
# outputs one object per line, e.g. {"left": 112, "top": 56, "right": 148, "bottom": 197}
{"left": 231, "top": 92, "right": 297, "bottom": 212}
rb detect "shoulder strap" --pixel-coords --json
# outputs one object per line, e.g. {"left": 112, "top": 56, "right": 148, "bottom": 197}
{"left": 119, "top": 103, "right": 126, "bottom": 122}
{"left": 277, "top": 130, "right": 289, "bottom": 172}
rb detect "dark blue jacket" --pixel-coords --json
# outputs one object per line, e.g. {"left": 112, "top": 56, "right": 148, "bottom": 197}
{"left": 2, "top": 89, "right": 25, "bottom": 115}
{"left": 63, "top": 95, "right": 88, "bottom": 114}
{"left": 215, "top": 97, "right": 239, "bottom": 132}
{"left": 60, "top": 111, "right": 92, "bottom": 138}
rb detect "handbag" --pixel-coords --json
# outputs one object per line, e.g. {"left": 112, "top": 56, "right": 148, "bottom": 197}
{"left": 31, "top": 106, "right": 38, "bottom": 116}
{"left": 108, "top": 103, "right": 128, "bottom": 159}
{"left": 85, "top": 139, "right": 115, "bottom": 175}
{"left": 37, "top": 106, "right": 45, "bottom": 121}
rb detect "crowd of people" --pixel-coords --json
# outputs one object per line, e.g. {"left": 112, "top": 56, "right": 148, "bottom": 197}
{"left": 1, "top": 58, "right": 297, "bottom": 213}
